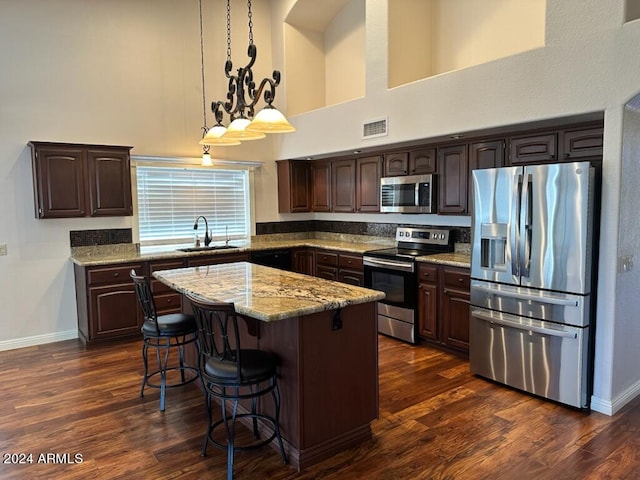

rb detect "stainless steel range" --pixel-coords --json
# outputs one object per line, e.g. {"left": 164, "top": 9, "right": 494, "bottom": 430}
{"left": 363, "top": 227, "right": 453, "bottom": 344}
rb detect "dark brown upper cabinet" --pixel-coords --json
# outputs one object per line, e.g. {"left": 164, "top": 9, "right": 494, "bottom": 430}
{"left": 561, "top": 126, "right": 604, "bottom": 160}
{"left": 332, "top": 159, "right": 357, "bottom": 212}
{"left": 383, "top": 152, "right": 409, "bottom": 176}
{"left": 311, "top": 160, "right": 332, "bottom": 212}
{"left": 438, "top": 144, "right": 468, "bottom": 215}
{"left": 509, "top": 132, "right": 558, "bottom": 164}
{"left": 356, "top": 155, "right": 382, "bottom": 212}
{"left": 29, "top": 141, "right": 133, "bottom": 219}
{"left": 409, "top": 147, "right": 437, "bottom": 175}
{"left": 277, "top": 159, "right": 311, "bottom": 213}
{"left": 469, "top": 140, "right": 505, "bottom": 171}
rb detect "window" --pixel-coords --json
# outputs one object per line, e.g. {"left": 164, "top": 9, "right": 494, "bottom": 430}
{"left": 136, "top": 166, "right": 250, "bottom": 246}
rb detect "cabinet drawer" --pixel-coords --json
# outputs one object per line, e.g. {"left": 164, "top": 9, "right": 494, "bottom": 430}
{"left": 88, "top": 264, "right": 142, "bottom": 285}
{"left": 442, "top": 268, "right": 470, "bottom": 290}
{"left": 339, "top": 254, "right": 363, "bottom": 270}
{"left": 154, "top": 292, "right": 182, "bottom": 314}
{"left": 149, "top": 260, "right": 186, "bottom": 293}
{"left": 418, "top": 263, "right": 439, "bottom": 283}
{"left": 316, "top": 251, "right": 339, "bottom": 267}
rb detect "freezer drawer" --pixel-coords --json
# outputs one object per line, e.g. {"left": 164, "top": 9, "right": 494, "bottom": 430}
{"left": 470, "top": 307, "right": 589, "bottom": 409}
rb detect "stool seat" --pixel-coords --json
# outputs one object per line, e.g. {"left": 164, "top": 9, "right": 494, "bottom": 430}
{"left": 203, "top": 349, "right": 277, "bottom": 383}
{"left": 142, "top": 313, "right": 196, "bottom": 337}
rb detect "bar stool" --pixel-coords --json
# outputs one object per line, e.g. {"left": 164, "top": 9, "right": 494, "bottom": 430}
{"left": 130, "top": 270, "right": 199, "bottom": 412}
{"left": 186, "top": 293, "right": 287, "bottom": 480}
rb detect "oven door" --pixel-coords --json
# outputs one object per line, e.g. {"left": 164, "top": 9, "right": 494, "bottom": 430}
{"left": 363, "top": 256, "right": 417, "bottom": 344}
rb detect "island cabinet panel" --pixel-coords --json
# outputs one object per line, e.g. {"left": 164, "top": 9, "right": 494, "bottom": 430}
{"left": 185, "top": 252, "right": 249, "bottom": 267}
{"left": 254, "top": 303, "right": 378, "bottom": 470}
{"left": 29, "top": 142, "right": 133, "bottom": 219}
{"left": 311, "top": 160, "right": 332, "bottom": 212}
{"left": 75, "top": 262, "right": 144, "bottom": 344}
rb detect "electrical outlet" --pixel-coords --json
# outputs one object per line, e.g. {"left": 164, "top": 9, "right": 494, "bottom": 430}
{"left": 618, "top": 255, "right": 634, "bottom": 273}
{"left": 0, "top": 244, "right": 6, "bottom": 256}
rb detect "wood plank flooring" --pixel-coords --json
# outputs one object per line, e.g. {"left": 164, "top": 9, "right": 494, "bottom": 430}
{"left": 0, "top": 335, "right": 638, "bottom": 479}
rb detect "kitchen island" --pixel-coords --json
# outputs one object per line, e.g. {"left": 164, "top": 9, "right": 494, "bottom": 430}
{"left": 153, "top": 261, "right": 385, "bottom": 471}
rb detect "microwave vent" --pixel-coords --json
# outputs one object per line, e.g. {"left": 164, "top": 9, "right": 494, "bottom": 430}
{"left": 362, "top": 117, "right": 388, "bottom": 139}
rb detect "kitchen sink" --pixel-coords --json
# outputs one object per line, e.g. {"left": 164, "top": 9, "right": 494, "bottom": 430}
{"left": 177, "top": 245, "right": 238, "bottom": 252}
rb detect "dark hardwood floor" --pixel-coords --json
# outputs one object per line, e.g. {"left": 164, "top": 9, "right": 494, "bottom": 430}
{"left": 0, "top": 335, "right": 638, "bottom": 479}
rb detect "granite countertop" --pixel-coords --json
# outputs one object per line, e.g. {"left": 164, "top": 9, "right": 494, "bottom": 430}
{"left": 70, "top": 236, "right": 395, "bottom": 267}
{"left": 416, "top": 252, "right": 471, "bottom": 268}
{"left": 153, "top": 262, "right": 385, "bottom": 322}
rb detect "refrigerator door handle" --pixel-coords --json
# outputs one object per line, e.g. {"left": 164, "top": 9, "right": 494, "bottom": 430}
{"left": 520, "top": 174, "right": 532, "bottom": 278}
{"left": 472, "top": 283, "right": 579, "bottom": 307}
{"left": 510, "top": 173, "right": 522, "bottom": 276}
{"left": 471, "top": 309, "right": 578, "bottom": 339}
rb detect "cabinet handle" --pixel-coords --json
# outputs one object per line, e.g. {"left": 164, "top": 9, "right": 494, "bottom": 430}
{"left": 114, "top": 272, "right": 119, "bottom": 277}
{"left": 458, "top": 278, "right": 464, "bottom": 283}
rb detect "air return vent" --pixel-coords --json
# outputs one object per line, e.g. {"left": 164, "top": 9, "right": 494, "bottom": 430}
{"left": 362, "top": 117, "right": 388, "bottom": 139}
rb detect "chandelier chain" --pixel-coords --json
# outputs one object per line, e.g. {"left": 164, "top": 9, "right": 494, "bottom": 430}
{"left": 226, "top": 0, "right": 232, "bottom": 61}
{"left": 247, "top": 0, "right": 253, "bottom": 45}
{"left": 199, "top": 0, "right": 207, "bottom": 130}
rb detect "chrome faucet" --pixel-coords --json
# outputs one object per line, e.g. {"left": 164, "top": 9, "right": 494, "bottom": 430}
{"left": 193, "top": 216, "right": 212, "bottom": 247}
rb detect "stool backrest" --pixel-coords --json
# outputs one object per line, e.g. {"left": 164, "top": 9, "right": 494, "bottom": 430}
{"left": 186, "top": 293, "right": 242, "bottom": 382}
{"left": 130, "top": 269, "right": 160, "bottom": 335}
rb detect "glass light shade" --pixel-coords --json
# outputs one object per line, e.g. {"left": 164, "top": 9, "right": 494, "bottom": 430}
{"left": 199, "top": 124, "right": 241, "bottom": 146}
{"left": 246, "top": 106, "right": 296, "bottom": 133}
{"left": 223, "top": 117, "right": 266, "bottom": 140}
{"left": 201, "top": 152, "right": 213, "bottom": 166}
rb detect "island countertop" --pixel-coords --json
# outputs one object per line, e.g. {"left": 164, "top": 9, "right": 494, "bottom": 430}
{"left": 153, "top": 261, "right": 385, "bottom": 322}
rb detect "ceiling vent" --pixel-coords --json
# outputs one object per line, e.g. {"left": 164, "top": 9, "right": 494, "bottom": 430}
{"left": 362, "top": 117, "right": 388, "bottom": 139}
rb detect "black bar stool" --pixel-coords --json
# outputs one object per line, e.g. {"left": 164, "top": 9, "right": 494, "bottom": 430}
{"left": 186, "top": 293, "right": 287, "bottom": 480}
{"left": 130, "top": 270, "right": 199, "bottom": 412}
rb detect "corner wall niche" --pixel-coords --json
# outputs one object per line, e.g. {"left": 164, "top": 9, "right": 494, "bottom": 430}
{"left": 284, "top": 0, "right": 365, "bottom": 116}
{"left": 388, "top": 0, "right": 546, "bottom": 88}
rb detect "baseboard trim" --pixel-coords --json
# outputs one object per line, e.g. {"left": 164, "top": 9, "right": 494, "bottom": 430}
{"left": 0, "top": 330, "right": 78, "bottom": 352}
{"left": 591, "top": 379, "right": 640, "bottom": 416}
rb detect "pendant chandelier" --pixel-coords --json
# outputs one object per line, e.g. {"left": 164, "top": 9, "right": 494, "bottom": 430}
{"left": 200, "top": 0, "right": 295, "bottom": 147}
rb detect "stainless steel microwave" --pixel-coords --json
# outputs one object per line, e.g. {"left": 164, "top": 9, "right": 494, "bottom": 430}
{"left": 380, "top": 174, "right": 436, "bottom": 213}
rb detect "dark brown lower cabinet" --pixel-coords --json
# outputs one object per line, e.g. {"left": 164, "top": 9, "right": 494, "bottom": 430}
{"left": 75, "top": 262, "right": 144, "bottom": 343}
{"left": 292, "top": 248, "right": 315, "bottom": 275}
{"left": 316, "top": 249, "right": 364, "bottom": 286}
{"left": 417, "top": 263, "right": 470, "bottom": 355}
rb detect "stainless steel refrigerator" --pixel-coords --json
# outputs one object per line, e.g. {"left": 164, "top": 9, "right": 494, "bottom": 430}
{"left": 469, "top": 161, "right": 597, "bottom": 409}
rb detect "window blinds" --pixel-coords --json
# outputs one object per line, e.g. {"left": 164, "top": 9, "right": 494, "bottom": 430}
{"left": 136, "top": 166, "right": 250, "bottom": 245}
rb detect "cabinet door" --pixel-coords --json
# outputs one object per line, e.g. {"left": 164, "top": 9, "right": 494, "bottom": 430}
{"left": 277, "top": 160, "right": 311, "bottom": 213}
{"left": 338, "top": 269, "right": 363, "bottom": 286}
{"left": 311, "top": 161, "right": 331, "bottom": 212}
{"left": 89, "top": 283, "right": 142, "bottom": 340}
{"left": 356, "top": 156, "right": 382, "bottom": 212}
{"left": 149, "top": 259, "right": 185, "bottom": 314}
{"left": 86, "top": 148, "right": 133, "bottom": 216}
{"left": 418, "top": 282, "right": 438, "bottom": 340}
{"left": 292, "top": 249, "right": 315, "bottom": 275}
{"left": 383, "top": 152, "right": 408, "bottom": 177}
{"left": 332, "top": 159, "right": 356, "bottom": 212}
{"left": 438, "top": 144, "right": 468, "bottom": 215}
{"left": 561, "top": 127, "right": 603, "bottom": 160}
{"left": 469, "top": 140, "right": 505, "bottom": 171}
{"left": 440, "top": 288, "right": 470, "bottom": 352}
{"left": 30, "top": 145, "right": 86, "bottom": 218}
{"left": 509, "top": 133, "right": 557, "bottom": 164}
{"left": 316, "top": 264, "right": 338, "bottom": 281}
{"left": 409, "top": 148, "right": 437, "bottom": 175}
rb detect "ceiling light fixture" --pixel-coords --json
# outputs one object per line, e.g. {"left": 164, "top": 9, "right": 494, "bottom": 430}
{"left": 205, "top": 0, "right": 295, "bottom": 145}
{"left": 198, "top": 0, "right": 239, "bottom": 156}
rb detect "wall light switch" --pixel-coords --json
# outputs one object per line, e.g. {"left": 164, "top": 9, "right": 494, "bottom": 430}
{"left": 618, "top": 255, "right": 634, "bottom": 273}
{"left": 0, "top": 244, "right": 6, "bottom": 256}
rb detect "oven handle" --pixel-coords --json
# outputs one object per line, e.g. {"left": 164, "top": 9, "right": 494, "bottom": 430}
{"left": 363, "top": 257, "right": 415, "bottom": 273}
{"left": 471, "top": 308, "right": 578, "bottom": 339}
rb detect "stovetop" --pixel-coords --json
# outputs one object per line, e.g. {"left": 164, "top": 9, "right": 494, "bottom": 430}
{"left": 364, "top": 227, "right": 453, "bottom": 261}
